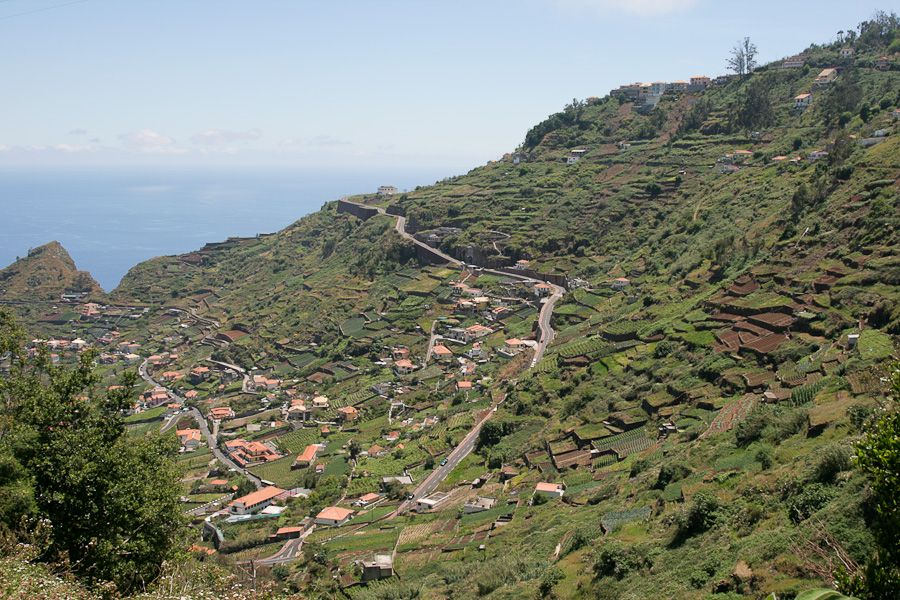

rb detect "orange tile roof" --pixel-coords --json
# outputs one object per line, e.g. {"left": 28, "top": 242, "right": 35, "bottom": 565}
{"left": 276, "top": 526, "right": 305, "bottom": 535}
{"left": 316, "top": 506, "right": 354, "bottom": 521}
{"left": 535, "top": 482, "right": 561, "bottom": 493}
{"left": 234, "top": 486, "right": 285, "bottom": 507}
{"left": 297, "top": 445, "right": 319, "bottom": 463}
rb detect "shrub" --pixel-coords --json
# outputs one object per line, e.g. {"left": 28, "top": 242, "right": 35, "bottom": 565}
{"left": 654, "top": 462, "right": 692, "bottom": 489}
{"left": 808, "top": 443, "right": 853, "bottom": 483}
{"left": 734, "top": 405, "right": 773, "bottom": 446}
{"left": 676, "top": 491, "right": 721, "bottom": 538}
{"left": 654, "top": 340, "right": 677, "bottom": 358}
{"left": 593, "top": 543, "right": 652, "bottom": 580}
{"left": 789, "top": 483, "right": 835, "bottom": 523}
{"left": 539, "top": 567, "right": 565, "bottom": 596}
{"left": 755, "top": 444, "right": 775, "bottom": 470}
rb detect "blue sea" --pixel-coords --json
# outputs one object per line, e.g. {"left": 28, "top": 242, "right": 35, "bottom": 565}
{"left": 0, "top": 165, "right": 459, "bottom": 292}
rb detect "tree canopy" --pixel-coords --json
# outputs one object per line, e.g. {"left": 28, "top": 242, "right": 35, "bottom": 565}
{"left": 0, "top": 309, "right": 185, "bottom": 593}
{"left": 837, "top": 365, "right": 900, "bottom": 599}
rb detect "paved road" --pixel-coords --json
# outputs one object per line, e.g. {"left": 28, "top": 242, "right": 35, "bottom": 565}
{"left": 185, "top": 492, "right": 235, "bottom": 517}
{"left": 530, "top": 282, "right": 565, "bottom": 365}
{"left": 341, "top": 196, "right": 564, "bottom": 360}
{"left": 424, "top": 320, "right": 441, "bottom": 363}
{"left": 136, "top": 357, "right": 262, "bottom": 489}
{"left": 388, "top": 403, "right": 496, "bottom": 519}
{"left": 254, "top": 537, "right": 305, "bottom": 566}
{"left": 185, "top": 406, "right": 263, "bottom": 490}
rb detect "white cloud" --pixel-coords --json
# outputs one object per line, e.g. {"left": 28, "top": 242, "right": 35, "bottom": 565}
{"left": 278, "top": 135, "right": 349, "bottom": 147}
{"left": 0, "top": 145, "right": 10, "bottom": 152}
{"left": 131, "top": 146, "right": 189, "bottom": 155}
{"left": 118, "top": 129, "right": 176, "bottom": 146}
{"left": 553, "top": 0, "right": 699, "bottom": 16}
{"left": 54, "top": 144, "right": 95, "bottom": 153}
{"left": 190, "top": 129, "right": 262, "bottom": 145}
{"left": 69, "top": 128, "right": 88, "bottom": 136}
{"left": 199, "top": 147, "right": 240, "bottom": 155}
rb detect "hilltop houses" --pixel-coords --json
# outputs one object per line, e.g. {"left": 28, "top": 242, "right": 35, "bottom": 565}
{"left": 566, "top": 148, "right": 588, "bottom": 166}
{"left": 690, "top": 75, "right": 711, "bottom": 89}
{"left": 209, "top": 406, "right": 235, "bottom": 421}
{"left": 534, "top": 282, "right": 553, "bottom": 297}
{"left": 611, "top": 277, "right": 631, "bottom": 291}
{"left": 781, "top": 55, "right": 806, "bottom": 69}
{"left": 292, "top": 444, "right": 321, "bottom": 469}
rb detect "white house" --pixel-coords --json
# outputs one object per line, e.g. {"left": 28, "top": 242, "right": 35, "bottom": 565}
{"left": 463, "top": 496, "right": 497, "bottom": 514}
{"left": 839, "top": 47, "right": 855, "bottom": 58}
{"left": 415, "top": 491, "right": 451, "bottom": 512}
{"left": 782, "top": 55, "right": 806, "bottom": 69}
{"left": 566, "top": 149, "right": 587, "bottom": 166}
{"left": 393, "top": 359, "right": 417, "bottom": 376}
{"left": 534, "top": 282, "right": 553, "bottom": 297}
{"left": 230, "top": 486, "right": 285, "bottom": 515}
{"left": 794, "top": 94, "right": 812, "bottom": 111}
{"left": 377, "top": 185, "right": 398, "bottom": 196}
{"left": 315, "top": 506, "right": 354, "bottom": 526}
{"left": 534, "top": 482, "right": 565, "bottom": 498}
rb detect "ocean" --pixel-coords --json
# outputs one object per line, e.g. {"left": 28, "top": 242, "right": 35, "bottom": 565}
{"left": 0, "top": 165, "right": 460, "bottom": 292}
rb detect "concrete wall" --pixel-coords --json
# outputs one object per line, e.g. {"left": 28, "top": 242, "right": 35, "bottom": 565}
{"left": 337, "top": 199, "right": 379, "bottom": 221}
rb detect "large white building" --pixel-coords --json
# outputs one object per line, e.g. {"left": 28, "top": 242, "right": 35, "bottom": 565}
{"left": 229, "top": 486, "right": 285, "bottom": 515}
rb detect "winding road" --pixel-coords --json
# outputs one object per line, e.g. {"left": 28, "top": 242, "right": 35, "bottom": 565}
{"left": 340, "top": 195, "right": 563, "bottom": 516}
{"left": 341, "top": 196, "right": 565, "bottom": 364}
{"left": 135, "top": 360, "right": 263, "bottom": 490}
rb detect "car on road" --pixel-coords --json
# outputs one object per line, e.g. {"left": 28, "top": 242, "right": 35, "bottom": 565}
{"left": 407, "top": 493, "right": 414, "bottom": 500}
{"left": 440, "top": 459, "right": 448, "bottom": 466}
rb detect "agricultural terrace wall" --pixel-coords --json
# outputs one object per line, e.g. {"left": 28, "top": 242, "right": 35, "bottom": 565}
{"left": 496, "top": 267, "right": 568, "bottom": 289}
{"left": 416, "top": 244, "right": 453, "bottom": 265}
{"left": 337, "top": 200, "right": 379, "bottom": 221}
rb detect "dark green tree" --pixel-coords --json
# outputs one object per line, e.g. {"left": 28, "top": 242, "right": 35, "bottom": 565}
{"left": 837, "top": 365, "right": 900, "bottom": 598}
{"left": 734, "top": 77, "right": 775, "bottom": 130}
{"left": 0, "top": 310, "right": 185, "bottom": 593}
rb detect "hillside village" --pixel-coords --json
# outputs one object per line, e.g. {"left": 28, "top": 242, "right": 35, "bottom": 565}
{"left": 2, "top": 17, "right": 900, "bottom": 600}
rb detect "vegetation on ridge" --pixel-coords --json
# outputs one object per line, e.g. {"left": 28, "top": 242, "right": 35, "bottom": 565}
{"left": 0, "top": 11, "right": 900, "bottom": 600}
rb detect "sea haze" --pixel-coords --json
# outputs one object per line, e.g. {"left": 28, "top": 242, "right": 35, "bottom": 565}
{"left": 0, "top": 165, "right": 458, "bottom": 292}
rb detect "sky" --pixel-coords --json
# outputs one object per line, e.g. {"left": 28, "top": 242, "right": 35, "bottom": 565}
{"left": 0, "top": 0, "right": 891, "bottom": 173}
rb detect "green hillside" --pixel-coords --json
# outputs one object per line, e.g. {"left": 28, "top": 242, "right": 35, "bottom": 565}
{"left": 2, "top": 18, "right": 900, "bottom": 600}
